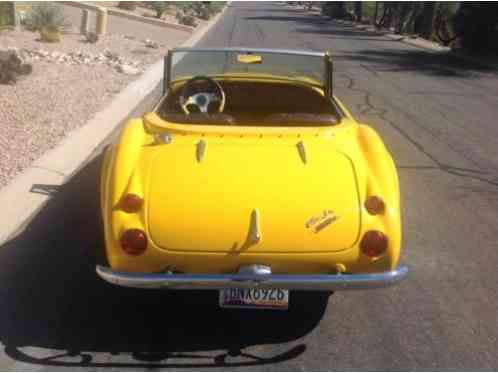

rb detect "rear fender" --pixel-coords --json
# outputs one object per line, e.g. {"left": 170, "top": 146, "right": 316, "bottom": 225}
{"left": 109, "top": 119, "right": 147, "bottom": 206}
{"left": 101, "top": 119, "right": 147, "bottom": 264}
{"left": 356, "top": 124, "right": 401, "bottom": 269}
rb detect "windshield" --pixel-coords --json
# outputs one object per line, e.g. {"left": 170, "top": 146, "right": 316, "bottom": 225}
{"left": 169, "top": 49, "right": 327, "bottom": 87}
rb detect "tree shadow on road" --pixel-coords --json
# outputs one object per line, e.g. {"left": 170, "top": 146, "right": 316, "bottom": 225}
{"left": 244, "top": 14, "right": 331, "bottom": 26}
{"left": 245, "top": 10, "right": 497, "bottom": 78}
{"left": 0, "top": 151, "right": 328, "bottom": 369}
{"left": 333, "top": 49, "right": 497, "bottom": 78}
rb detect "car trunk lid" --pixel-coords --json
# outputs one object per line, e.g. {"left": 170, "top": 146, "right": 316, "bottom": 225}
{"left": 147, "top": 139, "right": 360, "bottom": 254}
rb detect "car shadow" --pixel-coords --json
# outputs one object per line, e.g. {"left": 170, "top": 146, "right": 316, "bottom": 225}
{"left": 0, "top": 150, "right": 329, "bottom": 369}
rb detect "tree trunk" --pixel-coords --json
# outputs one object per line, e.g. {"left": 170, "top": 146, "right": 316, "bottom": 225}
{"left": 418, "top": 2, "right": 437, "bottom": 39}
{"left": 335, "top": 2, "right": 346, "bottom": 18}
{"left": 354, "top": 2, "right": 363, "bottom": 22}
{"left": 404, "top": 2, "right": 422, "bottom": 34}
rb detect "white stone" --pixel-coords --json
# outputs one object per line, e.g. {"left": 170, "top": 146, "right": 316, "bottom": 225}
{"left": 144, "top": 39, "right": 159, "bottom": 49}
{"left": 117, "top": 64, "right": 140, "bottom": 75}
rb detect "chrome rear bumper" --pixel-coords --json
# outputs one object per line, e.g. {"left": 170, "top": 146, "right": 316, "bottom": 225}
{"left": 96, "top": 265, "right": 408, "bottom": 291}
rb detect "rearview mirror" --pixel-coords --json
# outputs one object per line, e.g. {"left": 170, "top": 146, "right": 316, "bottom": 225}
{"left": 237, "top": 54, "right": 263, "bottom": 64}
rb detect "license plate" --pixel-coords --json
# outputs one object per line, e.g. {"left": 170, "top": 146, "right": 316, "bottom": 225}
{"left": 219, "top": 288, "right": 289, "bottom": 310}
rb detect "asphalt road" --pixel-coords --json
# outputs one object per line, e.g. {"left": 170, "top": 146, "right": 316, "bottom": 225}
{"left": 1, "top": 2, "right": 498, "bottom": 370}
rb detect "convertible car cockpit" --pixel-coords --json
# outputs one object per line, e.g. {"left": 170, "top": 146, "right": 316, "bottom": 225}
{"left": 154, "top": 48, "right": 341, "bottom": 126}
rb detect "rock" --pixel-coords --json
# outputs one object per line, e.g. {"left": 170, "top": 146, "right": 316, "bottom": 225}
{"left": 17, "top": 64, "right": 33, "bottom": 75}
{"left": 144, "top": 39, "right": 159, "bottom": 49}
{"left": 85, "top": 32, "right": 99, "bottom": 43}
{"left": 117, "top": 64, "right": 140, "bottom": 75}
{"left": 0, "top": 49, "right": 11, "bottom": 63}
{"left": 104, "top": 50, "right": 119, "bottom": 60}
{"left": 0, "top": 47, "right": 33, "bottom": 84}
{"left": 123, "top": 34, "right": 135, "bottom": 40}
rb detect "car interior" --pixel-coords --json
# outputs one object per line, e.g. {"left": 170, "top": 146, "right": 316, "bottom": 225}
{"left": 156, "top": 78, "right": 341, "bottom": 126}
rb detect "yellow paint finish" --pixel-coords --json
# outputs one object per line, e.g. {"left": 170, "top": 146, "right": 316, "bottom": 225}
{"left": 101, "top": 90, "right": 402, "bottom": 274}
{"left": 146, "top": 139, "right": 360, "bottom": 254}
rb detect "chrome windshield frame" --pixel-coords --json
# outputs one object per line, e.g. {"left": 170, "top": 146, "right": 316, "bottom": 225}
{"left": 163, "top": 47, "right": 333, "bottom": 97}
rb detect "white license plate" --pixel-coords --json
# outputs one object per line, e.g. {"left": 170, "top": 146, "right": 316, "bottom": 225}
{"left": 219, "top": 288, "right": 289, "bottom": 310}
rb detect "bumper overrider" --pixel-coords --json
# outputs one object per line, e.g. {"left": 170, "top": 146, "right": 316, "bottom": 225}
{"left": 96, "top": 264, "right": 408, "bottom": 291}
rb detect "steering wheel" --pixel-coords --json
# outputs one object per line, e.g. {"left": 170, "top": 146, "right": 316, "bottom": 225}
{"left": 179, "top": 76, "right": 226, "bottom": 114}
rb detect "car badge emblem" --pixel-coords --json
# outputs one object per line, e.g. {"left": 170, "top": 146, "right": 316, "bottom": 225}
{"left": 305, "top": 210, "right": 339, "bottom": 233}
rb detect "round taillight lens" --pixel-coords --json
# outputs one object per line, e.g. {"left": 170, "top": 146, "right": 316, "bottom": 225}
{"left": 360, "top": 230, "right": 388, "bottom": 257}
{"left": 120, "top": 229, "right": 147, "bottom": 255}
{"left": 121, "top": 194, "right": 143, "bottom": 213}
{"left": 365, "top": 196, "right": 385, "bottom": 215}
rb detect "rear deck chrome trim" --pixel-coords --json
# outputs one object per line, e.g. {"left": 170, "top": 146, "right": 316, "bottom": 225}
{"left": 96, "top": 265, "right": 408, "bottom": 291}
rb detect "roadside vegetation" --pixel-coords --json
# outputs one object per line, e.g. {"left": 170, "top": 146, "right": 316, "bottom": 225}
{"left": 0, "top": 3, "right": 14, "bottom": 29}
{"left": 23, "top": 3, "right": 67, "bottom": 42}
{"left": 117, "top": 1, "right": 226, "bottom": 25}
{"left": 314, "top": 2, "right": 498, "bottom": 54}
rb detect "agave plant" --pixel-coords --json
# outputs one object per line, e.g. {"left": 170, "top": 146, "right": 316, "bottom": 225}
{"left": 151, "top": 2, "right": 169, "bottom": 19}
{"left": 24, "top": 3, "right": 66, "bottom": 32}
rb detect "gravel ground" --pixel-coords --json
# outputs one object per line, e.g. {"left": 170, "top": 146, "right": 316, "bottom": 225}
{"left": 0, "top": 29, "right": 170, "bottom": 188}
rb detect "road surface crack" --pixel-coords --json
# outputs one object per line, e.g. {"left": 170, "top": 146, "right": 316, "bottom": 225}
{"left": 340, "top": 73, "right": 498, "bottom": 187}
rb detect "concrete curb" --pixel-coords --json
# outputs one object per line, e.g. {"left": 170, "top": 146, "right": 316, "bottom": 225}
{"left": 62, "top": 1, "right": 195, "bottom": 33}
{"left": 0, "top": 4, "right": 229, "bottom": 244}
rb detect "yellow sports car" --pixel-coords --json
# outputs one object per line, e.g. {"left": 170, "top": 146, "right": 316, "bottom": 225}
{"left": 97, "top": 47, "right": 407, "bottom": 310}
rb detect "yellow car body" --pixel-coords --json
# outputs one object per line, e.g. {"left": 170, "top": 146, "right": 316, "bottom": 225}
{"left": 97, "top": 48, "right": 407, "bottom": 292}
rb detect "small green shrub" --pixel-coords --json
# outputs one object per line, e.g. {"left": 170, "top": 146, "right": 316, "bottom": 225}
{"left": 175, "top": 2, "right": 225, "bottom": 20}
{"left": 24, "top": 3, "right": 66, "bottom": 31}
{"left": 192, "top": 3, "right": 212, "bottom": 20}
{"left": 151, "top": 2, "right": 169, "bottom": 18}
{"left": 118, "top": 2, "right": 137, "bottom": 11}
{"left": 176, "top": 12, "right": 197, "bottom": 27}
{"left": 0, "top": 2, "right": 15, "bottom": 28}
{"left": 208, "top": 2, "right": 226, "bottom": 14}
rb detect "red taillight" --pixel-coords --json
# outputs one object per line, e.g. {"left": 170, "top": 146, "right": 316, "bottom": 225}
{"left": 365, "top": 196, "right": 385, "bottom": 215}
{"left": 121, "top": 194, "right": 143, "bottom": 213}
{"left": 360, "top": 230, "right": 388, "bottom": 257}
{"left": 120, "top": 229, "right": 147, "bottom": 255}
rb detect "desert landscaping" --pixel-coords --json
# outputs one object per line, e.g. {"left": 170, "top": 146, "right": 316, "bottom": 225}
{"left": 0, "top": 2, "right": 225, "bottom": 188}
